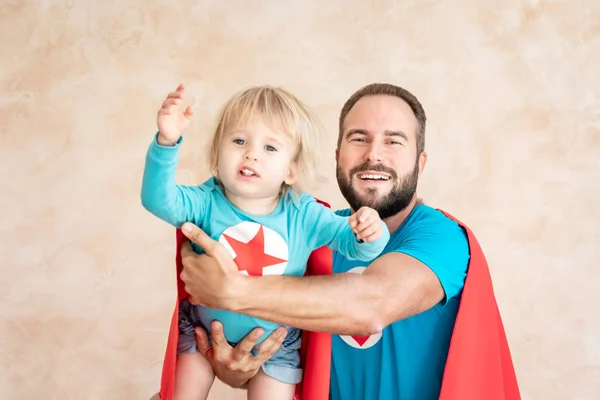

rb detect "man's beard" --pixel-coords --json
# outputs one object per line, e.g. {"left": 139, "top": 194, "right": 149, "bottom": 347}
{"left": 336, "top": 160, "right": 419, "bottom": 219}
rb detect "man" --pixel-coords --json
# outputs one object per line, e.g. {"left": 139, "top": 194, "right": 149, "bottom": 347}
{"left": 159, "top": 83, "right": 519, "bottom": 400}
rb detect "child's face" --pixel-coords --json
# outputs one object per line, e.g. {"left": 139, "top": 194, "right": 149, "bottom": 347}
{"left": 217, "top": 117, "right": 298, "bottom": 200}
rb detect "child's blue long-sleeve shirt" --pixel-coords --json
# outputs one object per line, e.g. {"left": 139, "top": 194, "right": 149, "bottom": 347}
{"left": 141, "top": 134, "right": 390, "bottom": 343}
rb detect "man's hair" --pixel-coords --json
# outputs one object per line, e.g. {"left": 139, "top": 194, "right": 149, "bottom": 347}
{"left": 337, "top": 83, "right": 427, "bottom": 155}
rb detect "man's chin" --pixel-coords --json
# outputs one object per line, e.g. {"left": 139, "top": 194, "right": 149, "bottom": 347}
{"left": 355, "top": 186, "right": 389, "bottom": 200}
{"left": 353, "top": 192, "right": 388, "bottom": 210}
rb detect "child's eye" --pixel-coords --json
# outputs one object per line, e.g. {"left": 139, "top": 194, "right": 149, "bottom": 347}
{"left": 233, "top": 138, "right": 245, "bottom": 145}
{"left": 265, "top": 145, "right": 277, "bottom": 152}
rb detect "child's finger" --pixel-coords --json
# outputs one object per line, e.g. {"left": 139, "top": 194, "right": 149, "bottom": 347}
{"left": 162, "top": 97, "right": 182, "bottom": 108}
{"left": 361, "top": 230, "right": 382, "bottom": 243}
{"left": 356, "top": 222, "right": 378, "bottom": 239}
{"left": 353, "top": 220, "right": 367, "bottom": 233}
{"left": 355, "top": 212, "right": 377, "bottom": 231}
{"left": 167, "top": 91, "right": 184, "bottom": 99}
{"left": 356, "top": 208, "right": 370, "bottom": 223}
{"left": 184, "top": 105, "right": 194, "bottom": 118}
{"left": 349, "top": 214, "right": 358, "bottom": 229}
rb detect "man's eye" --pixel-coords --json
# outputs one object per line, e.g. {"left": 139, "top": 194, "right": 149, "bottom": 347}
{"left": 351, "top": 138, "right": 366, "bottom": 143}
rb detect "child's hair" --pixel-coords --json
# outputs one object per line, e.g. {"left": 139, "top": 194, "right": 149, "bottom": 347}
{"left": 207, "top": 85, "right": 326, "bottom": 193}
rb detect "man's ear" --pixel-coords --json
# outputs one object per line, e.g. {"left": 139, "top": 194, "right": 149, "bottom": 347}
{"left": 418, "top": 151, "right": 428, "bottom": 176}
{"left": 335, "top": 148, "right": 339, "bottom": 163}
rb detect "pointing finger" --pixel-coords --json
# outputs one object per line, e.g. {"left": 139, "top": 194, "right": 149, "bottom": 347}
{"left": 181, "top": 222, "right": 220, "bottom": 256}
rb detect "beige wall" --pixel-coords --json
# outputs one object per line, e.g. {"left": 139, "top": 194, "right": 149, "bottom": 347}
{"left": 1, "top": 1, "right": 598, "bottom": 399}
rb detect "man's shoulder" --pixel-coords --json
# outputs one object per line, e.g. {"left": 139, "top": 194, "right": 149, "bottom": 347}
{"left": 405, "top": 204, "right": 463, "bottom": 232}
{"left": 395, "top": 204, "right": 469, "bottom": 255}
{"left": 334, "top": 207, "right": 351, "bottom": 217}
{"left": 395, "top": 205, "right": 470, "bottom": 301}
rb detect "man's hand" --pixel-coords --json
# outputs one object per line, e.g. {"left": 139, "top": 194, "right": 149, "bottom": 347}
{"left": 349, "top": 206, "right": 384, "bottom": 242}
{"left": 179, "top": 222, "right": 244, "bottom": 309}
{"left": 156, "top": 83, "right": 194, "bottom": 146}
{"left": 194, "top": 321, "right": 288, "bottom": 388}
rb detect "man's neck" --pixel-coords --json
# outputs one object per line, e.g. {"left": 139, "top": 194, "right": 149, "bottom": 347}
{"left": 383, "top": 196, "right": 423, "bottom": 234}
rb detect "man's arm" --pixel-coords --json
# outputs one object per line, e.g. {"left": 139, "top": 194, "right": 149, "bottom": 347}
{"left": 179, "top": 223, "right": 445, "bottom": 336}
{"left": 234, "top": 252, "right": 444, "bottom": 336}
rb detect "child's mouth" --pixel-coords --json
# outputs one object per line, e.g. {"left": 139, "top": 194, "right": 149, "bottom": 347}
{"left": 240, "top": 168, "right": 258, "bottom": 177}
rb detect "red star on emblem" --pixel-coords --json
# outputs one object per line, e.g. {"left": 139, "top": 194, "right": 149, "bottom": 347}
{"left": 222, "top": 226, "right": 286, "bottom": 276}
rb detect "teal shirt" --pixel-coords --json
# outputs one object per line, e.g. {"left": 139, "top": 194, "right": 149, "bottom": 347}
{"left": 330, "top": 205, "right": 470, "bottom": 400}
{"left": 140, "top": 134, "right": 390, "bottom": 343}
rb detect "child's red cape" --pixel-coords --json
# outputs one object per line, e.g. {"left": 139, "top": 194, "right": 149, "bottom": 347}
{"left": 157, "top": 205, "right": 520, "bottom": 400}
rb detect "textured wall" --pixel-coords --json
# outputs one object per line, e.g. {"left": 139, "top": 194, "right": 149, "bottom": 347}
{"left": 1, "top": 1, "right": 599, "bottom": 399}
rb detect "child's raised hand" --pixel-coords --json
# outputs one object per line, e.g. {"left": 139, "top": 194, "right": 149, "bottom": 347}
{"left": 156, "top": 83, "right": 194, "bottom": 146}
{"left": 349, "top": 206, "right": 384, "bottom": 242}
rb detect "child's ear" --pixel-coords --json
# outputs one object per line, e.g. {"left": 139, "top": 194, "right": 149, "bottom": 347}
{"left": 284, "top": 162, "right": 299, "bottom": 186}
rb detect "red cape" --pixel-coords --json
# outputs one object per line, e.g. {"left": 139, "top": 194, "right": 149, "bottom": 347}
{"left": 157, "top": 207, "right": 520, "bottom": 400}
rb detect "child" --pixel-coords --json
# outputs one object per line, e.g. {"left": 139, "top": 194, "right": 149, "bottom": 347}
{"left": 141, "top": 83, "right": 390, "bottom": 400}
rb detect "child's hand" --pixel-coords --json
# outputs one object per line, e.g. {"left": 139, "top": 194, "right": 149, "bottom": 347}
{"left": 349, "top": 206, "right": 384, "bottom": 242}
{"left": 156, "top": 83, "right": 194, "bottom": 146}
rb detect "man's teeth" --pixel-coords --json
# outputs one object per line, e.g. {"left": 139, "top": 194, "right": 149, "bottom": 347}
{"left": 241, "top": 169, "right": 255, "bottom": 176}
{"left": 358, "top": 174, "right": 389, "bottom": 180}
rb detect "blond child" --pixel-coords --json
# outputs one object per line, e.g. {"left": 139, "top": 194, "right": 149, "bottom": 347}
{"left": 141, "top": 84, "right": 390, "bottom": 400}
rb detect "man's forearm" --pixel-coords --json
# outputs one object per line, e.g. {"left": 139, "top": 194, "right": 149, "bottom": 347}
{"left": 226, "top": 252, "right": 445, "bottom": 336}
{"left": 232, "top": 273, "right": 387, "bottom": 336}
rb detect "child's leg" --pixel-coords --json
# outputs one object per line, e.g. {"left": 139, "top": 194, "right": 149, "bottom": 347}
{"left": 174, "top": 352, "right": 215, "bottom": 400}
{"left": 174, "top": 299, "right": 215, "bottom": 400}
{"left": 247, "top": 369, "right": 296, "bottom": 400}
{"left": 247, "top": 327, "right": 302, "bottom": 400}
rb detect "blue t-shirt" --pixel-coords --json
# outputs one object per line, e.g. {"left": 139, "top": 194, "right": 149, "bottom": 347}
{"left": 140, "top": 134, "right": 390, "bottom": 343}
{"left": 330, "top": 205, "right": 470, "bottom": 400}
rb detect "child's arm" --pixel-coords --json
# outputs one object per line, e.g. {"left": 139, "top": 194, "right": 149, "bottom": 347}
{"left": 140, "top": 134, "right": 206, "bottom": 227}
{"left": 141, "top": 83, "right": 205, "bottom": 227}
{"left": 302, "top": 199, "right": 390, "bottom": 261}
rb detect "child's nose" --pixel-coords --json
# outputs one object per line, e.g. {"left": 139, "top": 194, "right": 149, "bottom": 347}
{"left": 244, "top": 151, "right": 258, "bottom": 161}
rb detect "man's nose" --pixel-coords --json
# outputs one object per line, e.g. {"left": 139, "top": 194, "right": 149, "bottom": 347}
{"left": 365, "top": 142, "right": 382, "bottom": 163}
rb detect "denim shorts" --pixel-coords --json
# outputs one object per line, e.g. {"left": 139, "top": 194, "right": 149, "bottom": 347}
{"left": 177, "top": 299, "right": 303, "bottom": 385}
